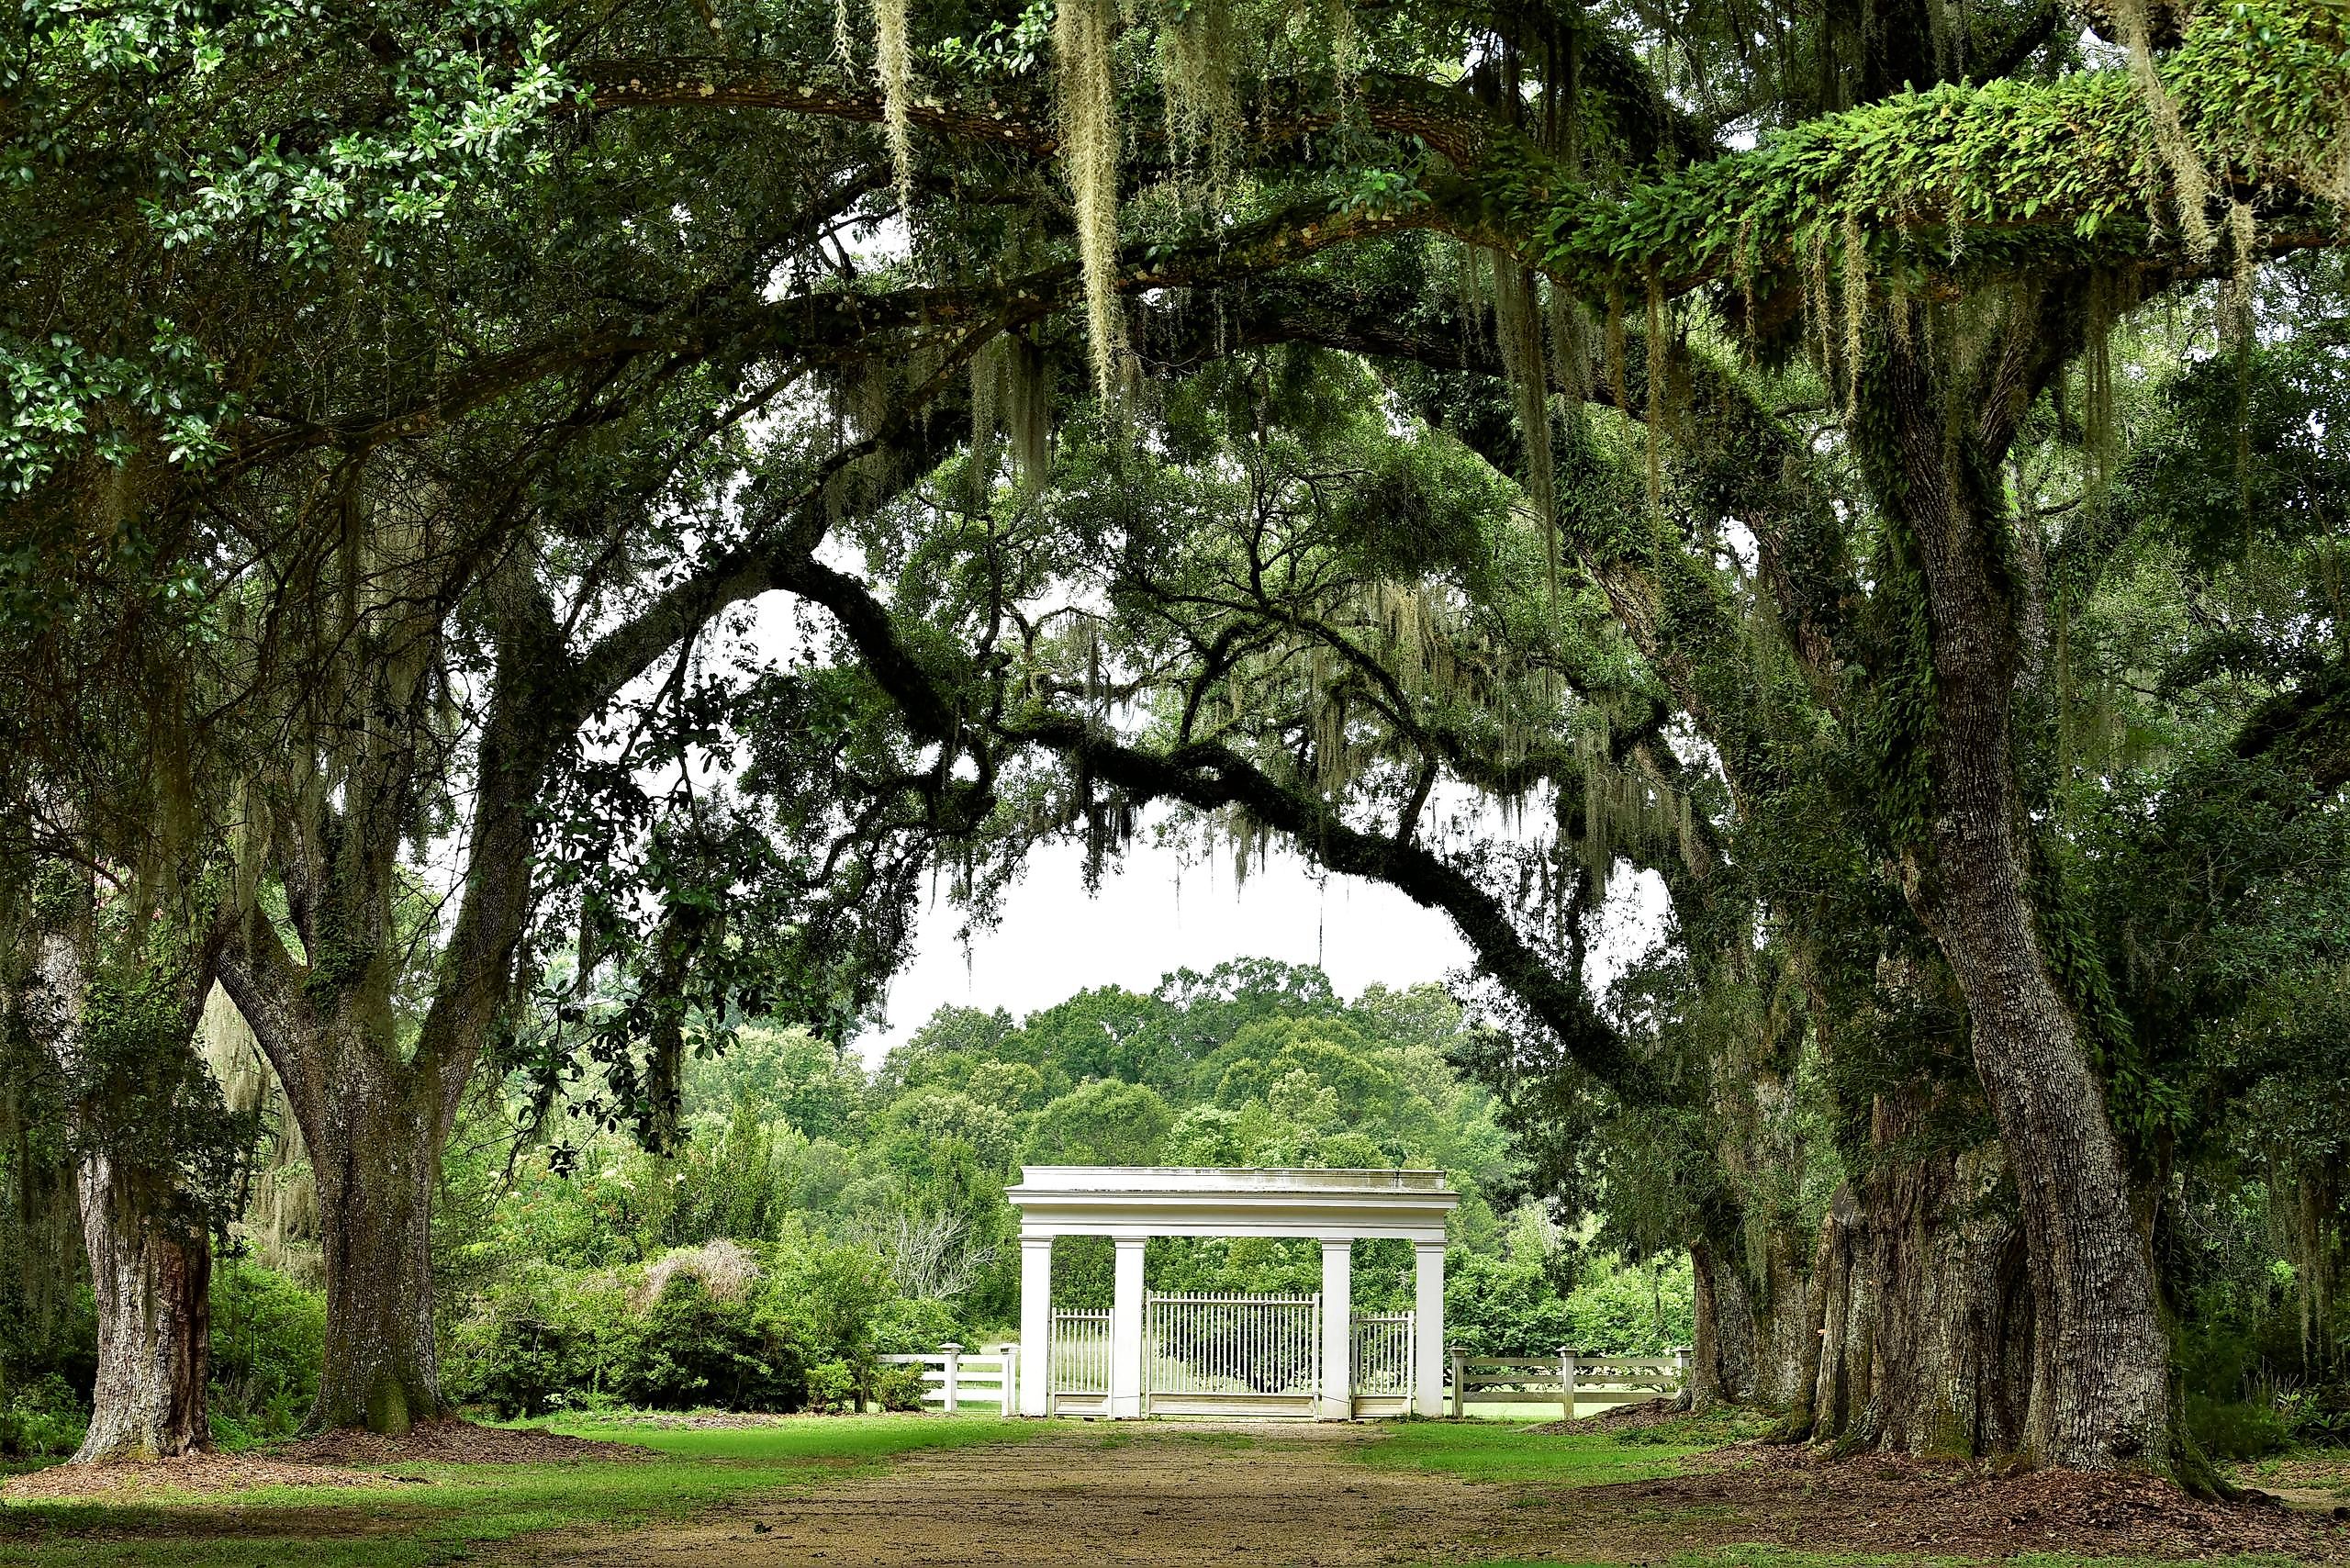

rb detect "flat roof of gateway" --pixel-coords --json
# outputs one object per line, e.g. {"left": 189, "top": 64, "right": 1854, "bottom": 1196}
{"left": 1003, "top": 1167, "right": 1458, "bottom": 1240}
{"left": 1006, "top": 1166, "right": 1454, "bottom": 1195}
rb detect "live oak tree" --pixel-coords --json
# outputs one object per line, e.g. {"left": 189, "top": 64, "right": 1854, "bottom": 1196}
{"left": 564, "top": 0, "right": 2346, "bottom": 1478}
{"left": 11, "top": 0, "right": 2346, "bottom": 1468}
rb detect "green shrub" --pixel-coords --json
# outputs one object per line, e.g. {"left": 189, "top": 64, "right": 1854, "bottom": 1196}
{"left": 873, "top": 1362, "right": 927, "bottom": 1411}
{"left": 805, "top": 1360, "right": 856, "bottom": 1413}
{"left": 1561, "top": 1252, "right": 1695, "bottom": 1355}
{"left": 1444, "top": 1253, "right": 1573, "bottom": 1356}
{"left": 2188, "top": 1394, "right": 2291, "bottom": 1459}
{"left": 623, "top": 1273, "right": 806, "bottom": 1412}
{"left": 872, "top": 1294, "right": 962, "bottom": 1356}
{"left": 0, "top": 1374, "right": 86, "bottom": 1460}
{"left": 208, "top": 1258, "right": 324, "bottom": 1446}
{"left": 453, "top": 1279, "right": 592, "bottom": 1419}
{"left": 768, "top": 1228, "right": 896, "bottom": 1368}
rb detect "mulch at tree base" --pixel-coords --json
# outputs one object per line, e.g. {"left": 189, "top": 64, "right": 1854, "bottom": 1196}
{"left": 276, "top": 1417, "right": 657, "bottom": 1466}
{"left": 1550, "top": 1440, "right": 2350, "bottom": 1562}
{"left": 1523, "top": 1398, "right": 1693, "bottom": 1436}
{"left": 0, "top": 1451, "right": 397, "bottom": 1502}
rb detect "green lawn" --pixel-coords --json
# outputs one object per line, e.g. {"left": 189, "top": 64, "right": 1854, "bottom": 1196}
{"left": 0, "top": 1412, "right": 1041, "bottom": 1568}
{"left": 1359, "top": 1417, "right": 1736, "bottom": 1489}
{"left": 5, "top": 1415, "right": 2337, "bottom": 1568}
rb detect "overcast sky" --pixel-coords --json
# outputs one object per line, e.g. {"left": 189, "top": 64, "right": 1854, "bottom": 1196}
{"left": 852, "top": 812, "right": 1671, "bottom": 1067}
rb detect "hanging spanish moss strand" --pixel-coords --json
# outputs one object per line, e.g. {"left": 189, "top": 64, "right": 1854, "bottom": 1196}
{"left": 1802, "top": 222, "right": 1834, "bottom": 385}
{"left": 1604, "top": 287, "right": 1629, "bottom": 418}
{"left": 873, "top": 0, "right": 919, "bottom": 215}
{"left": 2082, "top": 272, "right": 2119, "bottom": 485}
{"left": 1057, "top": 0, "right": 1127, "bottom": 404}
{"left": 1001, "top": 332, "right": 1052, "bottom": 494}
{"left": 1159, "top": 0, "right": 1241, "bottom": 193}
{"left": 1547, "top": 281, "right": 1593, "bottom": 405}
{"left": 2117, "top": 0, "right": 2217, "bottom": 256}
{"left": 968, "top": 334, "right": 1003, "bottom": 510}
{"left": 1643, "top": 277, "right": 1667, "bottom": 515}
{"left": 2224, "top": 197, "right": 2260, "bottom": 343}
{"left": 1490, "top": 253, "right": 1557, "bottom": 596}
{"left": 1841, "top": 212, "right": 1868, "bottom": 420}
{"left": 1327, "top": 0, "right": 1361, "bottom": 98}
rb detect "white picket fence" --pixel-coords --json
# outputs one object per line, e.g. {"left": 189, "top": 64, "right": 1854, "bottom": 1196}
{"left": 1447, "top": 1347, "right": 1691, "bottom": 1417}
{"left": 876, "top": 1342, "right": 1018, "bottom": 1414}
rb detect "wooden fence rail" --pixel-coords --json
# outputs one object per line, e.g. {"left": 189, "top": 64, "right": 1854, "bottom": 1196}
{"left": 877, "top": 1342, "right": 1018, "bottom": 1415}
{"left": 1446, "top": 1347, "right": 1692, "bottom": 1419}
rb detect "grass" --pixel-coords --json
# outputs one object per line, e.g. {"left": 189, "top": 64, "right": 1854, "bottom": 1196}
{"left": 1360, "top": 1411, "right": 1767, "bottom": 1491}
{"left": 6, "top": 1413, "right": 2337, "bottom": 1568}
{"left": 0, "top": 1411, "right": 1043, "bottom": 1568}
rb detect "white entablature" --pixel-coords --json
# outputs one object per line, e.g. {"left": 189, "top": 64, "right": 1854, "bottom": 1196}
{"left": 1004, "top": 1166, "right": 1459, "bottom": 1421}
{"left": 1002, "top": 1165, "right": 1459, "bottom": 1243}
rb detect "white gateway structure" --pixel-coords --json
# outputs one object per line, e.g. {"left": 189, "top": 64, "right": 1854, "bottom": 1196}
{"left": 1004, "top": 1166, "right": 1458, "bottom": 1419}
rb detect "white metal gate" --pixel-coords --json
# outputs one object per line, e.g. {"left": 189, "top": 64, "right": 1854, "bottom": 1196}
{"left": 1046, "top": 1293, "right": 1412, "bottom": 1416}
{"left": 1349, "top": 1310, "right": 1415, "bottom": 1414}
{"left": 1144, "top": 1291, "right": 1320, "bottom": 1416}
{"left": 1048, "top": 1309, "right": 1112, "bottom": 1414}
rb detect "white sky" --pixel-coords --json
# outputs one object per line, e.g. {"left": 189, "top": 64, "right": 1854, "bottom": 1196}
{"left": 854, "top": 814, "right": 1672, "bottom": 1066}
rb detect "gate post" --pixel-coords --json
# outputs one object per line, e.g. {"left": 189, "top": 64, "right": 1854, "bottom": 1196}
{"left": 1318, "top": 1238, "right": 1352, "bottom": 1419}
{"left": 1110, "top": 1236, "right": 1147, "bottom": 1418}
{"left": 1449, "top": 1344, "right": 1467, "bottom": 1418}
{"left": 1561, "top": 1347, "right": 1578, "bottom": 1421}
{"left": 940, "top": 1341, "right": 961, "bottom": 1414}
{"left": 1412, "top": 1240, "right": 1447, "bottom": 1417}
{"left": 1018, "top": 1234, "right": 1051, "bottom": 1416}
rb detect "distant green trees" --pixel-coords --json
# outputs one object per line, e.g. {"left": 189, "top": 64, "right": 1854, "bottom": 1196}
{"left": 415, "top": 957, "right": 1643, "bottom": 1408}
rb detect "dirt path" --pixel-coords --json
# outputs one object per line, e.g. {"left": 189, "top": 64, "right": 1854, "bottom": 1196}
{"left": 509, "top": 1425, "right": 1557, "bottom": 1567}
{"left": 505, "top": 1422, "right": 2350, "bottom": 1568}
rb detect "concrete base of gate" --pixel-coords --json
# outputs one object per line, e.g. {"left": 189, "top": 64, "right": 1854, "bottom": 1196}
{"left": 1138, "top": 1394, "right": 1318, "bottom": 1417}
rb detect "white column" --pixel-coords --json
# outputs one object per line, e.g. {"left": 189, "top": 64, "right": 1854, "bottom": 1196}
{"left": 1110, "top": 1236, "right": 1147, "bottom": 1418}
{"left": 1412, "top": 1240, "right": 1447, "bottom": 1417}
{"left": 1018, "top": 1234, "right": 1052, "bottom": 1417}
{"left": 1319, "top": 1238, "right": 1353, "bottom": 1420}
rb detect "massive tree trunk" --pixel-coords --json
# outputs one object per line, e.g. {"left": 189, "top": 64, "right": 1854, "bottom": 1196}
{"left": 74, "top": 1151, "right": 213, "bottom": 1462}
{"left": 218, "top": 946, "right": 462, "bottom": 1436}
{"left": 306, "top": 1063, "right": 445, "bottom": 1434}
{"left": 1871, "top": 324, "right": 2172, "bottom": 1471}
{"left": 1689, "top": 1221, "right": 1821, "bottom": 1413}
{"left": 1803, "top": 1092, "right": 2034, "bottom": 1457}
{"left": 1687, "top": 1237, "right": 1757, "bottom": 1410}
{"left": 19, "top": 842, "right": 224, "bottom": 1462}
{"left": 215, "top": 564, "right": 583, "bottom": 1434}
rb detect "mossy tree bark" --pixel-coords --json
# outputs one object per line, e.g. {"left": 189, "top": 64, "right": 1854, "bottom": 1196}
{"left": 213, "top": 534, "right": 765, "bottom": 1433}
{"left": 218, "top": 715, "right": 541, "bottom": 1435}
{"left": 305, "top": 1058, "right": 445, "bottom": 1433}
{"left": 22, "top": 847, "right": 225, "bottom": 1462}
{"left": 214, "top": 575, "right": 568, "bottom": 1434}
{"left": 74, "top": 1150, "right": 215, "bottom": 1461}
{"left": 1802, "top": 1097, "right": 2034, "bottom": 1457}
{"left": 1858, "top": 314, "right": 2173, "bottom": 1472}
